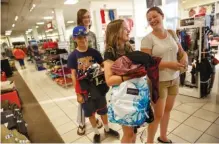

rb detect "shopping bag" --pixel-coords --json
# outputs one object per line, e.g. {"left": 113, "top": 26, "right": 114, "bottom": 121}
{"left": 108, "top": 76, "right": 152, "bottom": 126}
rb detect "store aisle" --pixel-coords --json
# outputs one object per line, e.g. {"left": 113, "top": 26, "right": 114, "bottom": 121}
{"left": 15, "top": 60, "right": 219, "bottom": 143}
{"left": 11, "top": 71, "right": 64, "bottom": 143}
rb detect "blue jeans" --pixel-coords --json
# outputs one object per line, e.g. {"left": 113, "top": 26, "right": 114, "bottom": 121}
{"left": 18, "top": 59, "right": 25, "bottom": 66}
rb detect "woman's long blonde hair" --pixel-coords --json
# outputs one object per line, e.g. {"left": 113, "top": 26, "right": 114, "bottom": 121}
{"left": 105, "top": 19, "right": 133, "bottom": 57}
{"left": 105, "top": 19, "right": 125, "bottom": 50}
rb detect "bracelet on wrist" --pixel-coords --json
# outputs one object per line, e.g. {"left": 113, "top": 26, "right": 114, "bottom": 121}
{"left": 121, "top": 76, "right": 124, "bottom": 82}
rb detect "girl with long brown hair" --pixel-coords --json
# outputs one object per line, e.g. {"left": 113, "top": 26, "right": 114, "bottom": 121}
{"left": 104, "top": 19, "right": 138, "bottom": 143}
{"left": 141, "top": 7, "right": 188, "bottom": 143}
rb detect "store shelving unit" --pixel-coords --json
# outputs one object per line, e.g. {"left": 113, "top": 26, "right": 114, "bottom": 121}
{"left": 44, "top": 49, "right": 72, "bottom": 88}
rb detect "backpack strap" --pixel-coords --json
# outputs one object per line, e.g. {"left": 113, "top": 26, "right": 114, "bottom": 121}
{"left": 167, "top": 29, "right": 177, "bottom": 43}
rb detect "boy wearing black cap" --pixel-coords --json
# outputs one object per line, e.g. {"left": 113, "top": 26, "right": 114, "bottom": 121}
{"left": 67, "top": 26, "right": 119, "bottom": 143}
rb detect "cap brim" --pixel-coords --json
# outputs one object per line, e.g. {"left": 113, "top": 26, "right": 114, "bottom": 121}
{"left": 73, "top": 34, "right": 88, "bottom": 38}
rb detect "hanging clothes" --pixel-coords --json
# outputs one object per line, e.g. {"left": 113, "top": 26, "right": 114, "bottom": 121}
{"left": 108, "top": 10, "right": 115, "bottom": 21}
{"left": 197, "top": 58, "right": 213, "bottom": 97}
{"left": 100, "top": 9, "right": 106, "bottom": 24}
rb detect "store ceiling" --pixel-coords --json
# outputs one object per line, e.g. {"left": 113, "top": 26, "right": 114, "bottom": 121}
{"left": 1, "top": 0, "right": 91, "bottom": 37}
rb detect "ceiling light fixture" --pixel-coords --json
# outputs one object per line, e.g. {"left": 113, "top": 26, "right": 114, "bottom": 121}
{"left": 46, "top": 29, "right": 53, "bottom": 33}
{"left": 36, "top": 22, "right": 45, "bottom": 25}
{"left": 36, "top": 26, "right": 39, "bottom": 28}
{"left": 43, "top": 16, "right": 53, "bottom": 20}
{"left": 64, "top": 0, "right": 78, "bottom": 5}
{"left": 5, "top": 30, "right": 12, "bottom": 36}
{"left": 52, "top": 11, "right": 54, "bottom": 13}
{"left": 30, "top": 4, "right": 36, "bottom": 12}
{"left": 27, "top": 29, "right": 32, "bottom": 32}
{"left": 182, "top": 0, "right": 186, "bottom": 3}
{"left": 67, "top": 21, "right": 74, "bottom": 24}
{"left": 6, "top": 30, "right": 12, "bottom": 33}
{"left": 12, "top": 24, "right": 15, "bottom": 27}
{"left": 15, "top": 16, "right": 18, "bottom": 21}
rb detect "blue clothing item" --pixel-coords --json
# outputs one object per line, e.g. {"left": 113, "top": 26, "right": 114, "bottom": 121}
{"left": 180, "top": 31, "right": 187, "bottom": 51}
{"left": 18, "top": 59, "right": 25, "bottom": 66}
{"left": 67, "top": 48, "right": 103, "bottom": 77}
{"left": 73, "top": 26, "right": 87, "bottom": 37}
{"left": 109, "top": 10, "right": 115, "bottom": 21}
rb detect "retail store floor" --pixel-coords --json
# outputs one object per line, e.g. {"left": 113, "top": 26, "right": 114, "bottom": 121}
{"left": 11, "top": 71, "right": 64, "bottom": 143}
{"left": 15, "top": 60, "right": 219, "bottom": 143}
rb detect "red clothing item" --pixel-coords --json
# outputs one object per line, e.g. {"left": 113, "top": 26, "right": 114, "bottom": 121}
{"left": 1, "top": 91, "right": 21, "bottom": 108}
{"left": 13, "top": 49, "right": 25, "bottom": 59}
{"left": 100, "top": 9, "right": 106, "bottom": 24}
{"left": 48, "top": 41, "right": 55, "bottom": 48}
{"left": 43, "top": 42, "right": 57, "bottom": 49}
{"left": 53, "top": 42, "right": 58, "bottom": 48}
{"left": 43, "top": 42, "right": 49, "bottom": 49}
{"left": 1, "top": 71, "right": 7, "bottom": 81}
{"left": 75, "top": 79, "right": 88, "bottom": 95}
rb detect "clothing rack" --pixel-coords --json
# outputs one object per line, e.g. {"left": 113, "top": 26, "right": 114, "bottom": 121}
{"left": 178, "top": 25, "right": 203, "bottom": 98}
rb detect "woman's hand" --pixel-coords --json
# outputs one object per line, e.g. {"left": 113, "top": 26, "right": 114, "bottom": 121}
{"left": 179, "top": 56, "right": 187, "bottom": 66}
{"left": 168, "top": 62, "right": 185, "bottom": 71}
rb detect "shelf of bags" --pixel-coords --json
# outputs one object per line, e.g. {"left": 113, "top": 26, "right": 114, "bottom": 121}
{"left": 57, "top": 82, "right": 73, "bottom": 87}
{"left": 47, "top": 71, "right": 71, "bottom": 78}
{"left": 54, "top": 77, "right": 73, "bottom": 87}
{"left": 46, "top": 63, "right": 67, "bottom": 68}
{"left": 52, "top": 72, "right": 71, "bottom": 77}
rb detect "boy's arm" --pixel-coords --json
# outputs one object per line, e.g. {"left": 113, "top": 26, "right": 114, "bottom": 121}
{"left": 71, "top": 69, "right": 84, "bottom": 104}
{"left": 71, "top": 69, "right": 77, "bottom": 88}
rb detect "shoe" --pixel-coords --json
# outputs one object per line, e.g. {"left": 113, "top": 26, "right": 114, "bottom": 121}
{"left": 157, "top": 137, "right": 172, "bottom": 143}
{"left": 77, "top": 125, "right": 85, "bottom": 135}
{"left": 93, "top": 134, "right": 100, "bottom": 143}
{"left": 96, "top": 119, "right": 103, "bottom": 129}
{"left": 104, "top": 128, "right": 120, "bottom": 139}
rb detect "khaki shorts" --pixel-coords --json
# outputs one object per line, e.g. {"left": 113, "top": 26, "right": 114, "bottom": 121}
{"left": 159, "top": 77, "right": 179, "bottom": 99}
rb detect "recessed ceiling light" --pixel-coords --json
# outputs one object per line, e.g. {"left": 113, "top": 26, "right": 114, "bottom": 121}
{"left": 36, "top": 22, "right": 45, "bottom": 25}
{"left": 36, "top": 26, "right": 39, "bottom": 28}
{"left": 52, "top": 11, "right": 54, "bottom": 13}
{"left": 5, "top": 30, "right": 12, "bottom": 35}
{"left": 12, "top": 24, "right": 15, "bottom": 27}
{"left": 67, "top": 21, "right": 74, "bottom": 24}
{"left": 64, "top": 0, "right": 78, "bottom": 5}
{"left": 6, "top": 30, "right": 12, "bottom": 33}
{"left": 43, "top": 16, "right": 53, "bottom": 20}
{"left": 182, "top": 0, "right": 186, "bottom": 3}
{"left": 15, "top": 16, "right": 18, "bottom": 21}
{"left": 46, "top": 29, "right": 53, "bottom": 33}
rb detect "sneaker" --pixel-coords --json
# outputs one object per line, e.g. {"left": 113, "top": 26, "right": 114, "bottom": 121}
{"left": 104, "top": 128, "right": 120, "bottom": 139}
{"left": 96, "top": 119, "right": 103, "bottom": 129}
{"left": 93, "top": 134, "right": 100, "bottom": 143}
{"left": 77, "top": 125, "right": 85, "bottom": 135}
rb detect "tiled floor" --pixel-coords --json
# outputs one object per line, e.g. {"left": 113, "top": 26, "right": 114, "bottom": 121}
{"left": 16, "top": 61, "right": 219, "bottom": 143}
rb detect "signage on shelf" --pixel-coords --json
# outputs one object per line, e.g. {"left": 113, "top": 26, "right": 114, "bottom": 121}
{"left": 46, "top": 21, "right": 53, "bottom": 29}
{"left": 180, "top": 18, "right": 194, "bottom": 26}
